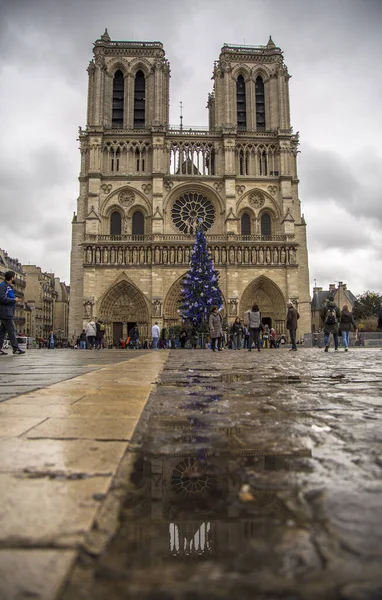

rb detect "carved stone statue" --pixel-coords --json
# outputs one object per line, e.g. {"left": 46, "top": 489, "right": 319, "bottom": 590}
{"left": 251, "top": 247, "right": 257, "bottom": 264}
{"left": 95, "top": 248, "right": 101, "bottom": 263}
{"left": 147, "top": 247, "right": 152, "bottom": 264}
{"left": 259, "top": 248, "right": 264, "bottom": 263}
{"left": 229, "top": 300, "right": 238, "bottom": 317}
{"left": 163, "top": 247, "right": 168, "bottom": 263}
{"left": 103, "top": 247, "right": 109, "bottom": 263}
{"left": 289, "top": 248, "right": 296, "bottom": 264}
{"left": 281, "top": 248, "right": 286, "bottom": 264}
{"left": 155, "top": 247, "right": 160, "bottom": 263}
{"left": 170, "top": 248, "right": 175, "bottom": 263}
{"left": 237, "top": 247, "right": 242, "bottom": 263}
{"left": 87, "top": 248, "right": 92, "bottom": 263}
{"left": 153, "top": 300, "right": 161, "bottom": 317}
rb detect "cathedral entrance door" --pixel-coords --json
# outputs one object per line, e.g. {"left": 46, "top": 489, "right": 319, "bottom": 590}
{"left": 262, "top": 317, "right": 272, "bottom": 329}
{"left": 127, "top": 321, "right": 136, "bottom": 335}
{"left": 113, "top": 322, "right": 123, "bottom": 344}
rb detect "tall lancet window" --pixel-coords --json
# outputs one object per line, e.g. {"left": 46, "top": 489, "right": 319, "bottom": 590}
{"left": 134, "top": 71, "right": 146, "bottom": 128}
{"left": 255, "top": 76, "right": 265, "bottom": 131}
{"left": 261, "top": 213, "right": 271, "bottom": 238}
{"left": 236, "top": 75, "right": 246, "bottom": 131}
{"left": 112, "top": 70, "right": 124, "bottom": 128}
{"left": 110, "top": 211, "right": 122, "bottom": 236}
{"left": 241, "top": 213, "right": 251, "bottom": 235}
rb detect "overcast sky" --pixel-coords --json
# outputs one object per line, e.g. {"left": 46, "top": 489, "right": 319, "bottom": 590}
{"left": 0, "top": 0, "right": 381, "bottom": 296}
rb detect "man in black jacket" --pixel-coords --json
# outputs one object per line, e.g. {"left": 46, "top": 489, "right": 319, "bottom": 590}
{"left": 0, "top": 271, "right": 25, "bottom": 355}
{"left": 286, "top": 300, "right": 300, "bottom": 351}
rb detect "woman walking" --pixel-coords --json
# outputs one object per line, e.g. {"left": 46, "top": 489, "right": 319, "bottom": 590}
{"left": 244, "top": 304, "right": 263, "bottom": 352}
{"left": 339, "top": 305, "right": 357, "bottom": 351}
{"left": 231, "top": 317, "right": 243, "bottom": 350}
{"left": 209, "top": 306, "right": 223, "bottom": 352}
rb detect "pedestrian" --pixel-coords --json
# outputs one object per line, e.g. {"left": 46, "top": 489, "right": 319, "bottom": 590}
{"left": 270, "top": 328, "right": 277, "bottom": 348}
{"left": 320, "top": 295, "right": 341, "bottom": 352}
{"left": 378, "top": 304, "right": 382, "bottom": 330}
{"left": 190, "top": 327, "right": 199, "bottom": 349}
{"left": 160, "top": 326, "right": 167, "bottom": 349}
{"left": 152, "top": 322, "right": 160, "bottom": 350}
{"left": 48, "top": 330, "right": 56, "bottom": 349}
{"left": 339, "top": 305, "right": 357, "bottom": 352}
{"left": 95, "top": 319, "right": 105, "bottom": 349}
{"left": 79, "top": 329, "right": 87, "bottom": 349}
{"left": 286, "top": 300, "right": 300, "bottom": 351}
{"left": 262, "top": 324, "right": 270, "bottom": 349}
{"left": 244, "top": 303, "right": 263, "bottom": 352}
{"left": 129, "top": 325, "right": 139, "bottom": 349}
{"left": 179, "top": 327, "right": 188, "bottom": 349}
{"left": 85, "top": 319, "right": 97, "bottom": 349}
{"left": 209, "top": 306, "right": 223, "bottom": 351}
{"left": 243, "top": 325, "right": 250, "bottom": 349}
{"left": 0, "top": 270, "right": 25, "bottom": 355}
{"left": 231, "top": 317, "right": 243, "bottom": 350}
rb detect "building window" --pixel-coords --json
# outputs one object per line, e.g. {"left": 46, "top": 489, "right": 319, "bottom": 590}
{"left": 132, "top": 211, "right": 144, "bottom": 236}
{"left": 261, "top": 213, "right": 271, "bottom": 238}
{"left": 236, "top": 75, "right": 246, "bottom": 131}
{"left": 111, "top": 149, "right": 120, "bottom": 172}
{"left": 134, "top": 71, "right": 146, "bottom": 128}
{"left": 259, "top": 150, "right": 267, "bottom": 176}
{"left": 241, "top": 213, "right": 251, "bottom": 235}
{"left": 112, "top": 70, "right": 124, "bottom": 128}
{"left": 110, "top": 211, "right": 122, "bottom": 236}
{"left": 255, "top": 76, "right": 265, "bottom": 131}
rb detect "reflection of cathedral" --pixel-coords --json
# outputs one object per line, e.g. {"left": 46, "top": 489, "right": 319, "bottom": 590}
{"left": 69, "top": 30, "right": 311, "bottom": 341}
{"left": 119, "top": 418, "right": 311, "bottom": 562}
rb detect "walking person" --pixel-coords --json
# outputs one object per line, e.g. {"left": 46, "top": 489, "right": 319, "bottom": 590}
{"left": 85, "top": 319, "right": 97, "bottom": 349}
{"left": 190, "top": 327, "right": 199, "bottom": 350}
{"left": 79, "top": 329, "right": 87, "bottom": 349}
{"left": 270, "top": 328, "right": 277, "bottom": 348}
{"left": 339, "top": 305, "right": 357, "bottom": 352}
{"left": 286, "top": 301, "right": 300, "bottom": 351}
{"left": 231, "top": 317, "right": 243, "bottom": 350}
{"left": 160, "top": 326, "right": 168, "bottom": 349}
{"left": 152, "top": 322, "right": 160, "bottom": 350}
{"left": 129, "top": 325, "right": 139, "bottom": 349}
{"left": 262, "top": 324, "right": 270, "bottom": 349}
{"left": 243, "top": 325, "right": 250, "bottom": 349}
{"left": 244, "top": 303, "right": 263, "bottom": 352}
{"left": 95, "top": 319, "right": 105, "bottom": 349}
{"left": 0, "top": 270, "right": 25, "bottom": 355}
{"left": 320, "top": 295, "right": 341, "bottom": 352}
{"left": 48, "top": 330, "right": 56, "bottom": 349}
{"left": 179, "top": 328, "right": 188, "bottom": 349}
{"left": 209, "top": 306, "right": 223, "bottom": 352}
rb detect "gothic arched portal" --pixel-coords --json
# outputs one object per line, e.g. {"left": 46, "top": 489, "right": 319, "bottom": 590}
{"left": 240, "top": 276, "right": 286, "bottom": 333}
{"left": 98, "top": 279, "right": 150, "bottom": 341}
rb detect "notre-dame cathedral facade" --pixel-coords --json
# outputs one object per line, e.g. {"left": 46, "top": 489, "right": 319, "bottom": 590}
{"left": 69, "top": 30, "right": 311, "bottom": 342}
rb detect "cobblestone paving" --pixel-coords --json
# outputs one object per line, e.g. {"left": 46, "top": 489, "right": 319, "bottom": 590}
{"left": 63, "top": 347, "right": 382, "bottom": 600}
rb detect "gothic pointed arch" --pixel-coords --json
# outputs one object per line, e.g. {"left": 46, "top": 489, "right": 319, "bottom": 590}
{"left": 240, "top": 276, "right": 286, "bottom": 332}
{"left": 237, "top": 188, "right": 281, "bottom": 218}
{"left": 96, "top": 273, "right": 150, "bottom": 337}
{"left": 163, "top": 275, "right": 227, "bottom": 324}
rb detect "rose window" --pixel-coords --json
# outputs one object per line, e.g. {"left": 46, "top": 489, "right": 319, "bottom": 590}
{"left": 171, "top": 192, "right": 215, "bottom": 233}
{"left": 171, "top": 457, "right": 216, "bottom": 497}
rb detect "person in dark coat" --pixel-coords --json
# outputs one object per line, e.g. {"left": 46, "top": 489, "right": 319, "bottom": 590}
{"left": 0, "top": 270, "right": 25, "bottom": 355}
{"left": 286, "top": 301, "right": 300, "bottom": 351}
{"left": 209, "top": 306, "right": 223, "bottom": 351}
{"left": 129, "top": 325, "right": 139, "bottom": 349}
{"left": 320, "top": 295, "right": 341, "bottom": 352}
{"left": 339, "top": 305, "right": 357, "bottom": 352}
{"left": 230, "top": 317, "right": 243, "bottom": 350}
{"left": 179, "top": 328, "right": 188, "bottom": 349}
{"left": 378, "top": 304, "right": 382, "bottom": 330}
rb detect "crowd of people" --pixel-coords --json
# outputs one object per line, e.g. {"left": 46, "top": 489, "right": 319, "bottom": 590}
{"left": 1, "top": 266, "right": 378, "bottom": 355}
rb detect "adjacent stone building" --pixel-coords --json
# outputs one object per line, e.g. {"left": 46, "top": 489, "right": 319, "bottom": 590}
{"left": 69, "top": 30, "right": 311, "bottom": 342}
{"left": 23, "top": 266, "right": 58, "bottom": 339}
{"left": 0, "top": 249, "right": 26, "bottom": 334}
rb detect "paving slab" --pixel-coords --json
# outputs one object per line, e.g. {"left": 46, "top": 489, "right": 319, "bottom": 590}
{"left": 0, "top": 349, "right": 169, "bottom": 598}
{"left": 0, "top": 549, "right": 76, "bottom": 600}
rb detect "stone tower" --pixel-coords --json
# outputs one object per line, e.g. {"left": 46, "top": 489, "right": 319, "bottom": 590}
{"left": 69, "top": 31, "right": 311, "bottom": 343}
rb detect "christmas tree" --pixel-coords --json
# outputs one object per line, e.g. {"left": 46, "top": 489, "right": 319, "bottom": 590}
{"left": 181, "top": 227, "right": 223, "bottom": 329}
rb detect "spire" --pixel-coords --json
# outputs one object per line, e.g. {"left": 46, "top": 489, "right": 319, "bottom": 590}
{"left": 266, "top": 35, "right": 276, "bottom": 49}
{"left": 100, "top": 28, "right": 111, "bottom": 42}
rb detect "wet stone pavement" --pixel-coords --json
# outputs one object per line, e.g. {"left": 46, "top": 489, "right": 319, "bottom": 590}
{"left": 62, "top": 348, "right": 382, "bottom": 600}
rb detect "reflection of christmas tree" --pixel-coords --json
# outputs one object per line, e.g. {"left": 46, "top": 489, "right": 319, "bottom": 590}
{"left": 181, "top": 227, "right": 223, "bottom": 328}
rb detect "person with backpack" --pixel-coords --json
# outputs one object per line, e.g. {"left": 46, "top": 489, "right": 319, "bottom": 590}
{"left": 95, "top": 319, "right": 105, "bottom": 349}
{"left": 244, "top": 303, "right": 263, "bottom": 352}
{"left": 286, "top": 301, "right": 300, "bottom": 351}
{"left": 320, "top": 295, "right": 341, "bottom": 352}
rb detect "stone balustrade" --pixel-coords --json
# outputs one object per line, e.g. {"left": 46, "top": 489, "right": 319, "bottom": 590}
{"left": 82, "top": 241, "right": 298, "bottom": 267}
